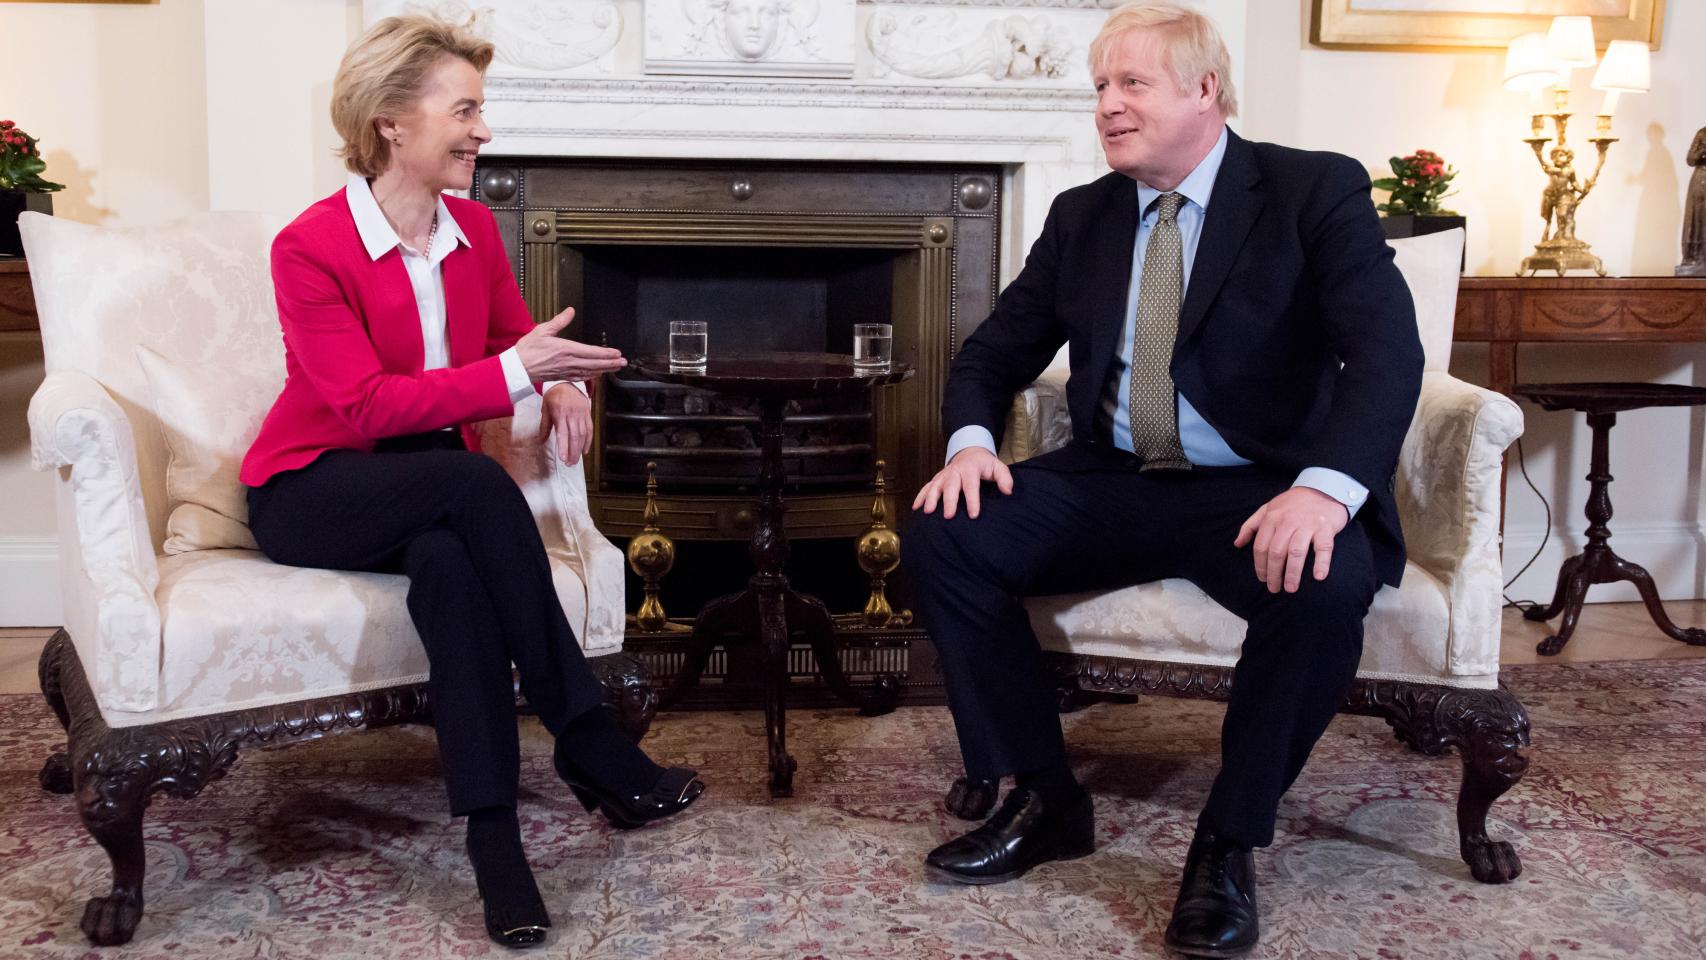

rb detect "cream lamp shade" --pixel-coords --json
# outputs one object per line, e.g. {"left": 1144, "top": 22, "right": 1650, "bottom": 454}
{"left": 1547, "top": 16, "right": 1598, "bottom": 72}
{"left": 1592, "top": 39, "right": 1652, "bottom": 111}
{"left": 1504, "top": 32, "right": 1562, "bottom": 92}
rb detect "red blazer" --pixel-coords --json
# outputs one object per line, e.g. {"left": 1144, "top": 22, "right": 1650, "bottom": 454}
{"left": 240, "top": 191, "right": 535, "bottom": 487}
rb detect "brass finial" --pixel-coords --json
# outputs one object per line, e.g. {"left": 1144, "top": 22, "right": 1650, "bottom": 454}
{"left": 626, "top": 462, "right": 676, "bottom": 632}
{"left": 855, "top": 460, "right": 911, "bottom": 628}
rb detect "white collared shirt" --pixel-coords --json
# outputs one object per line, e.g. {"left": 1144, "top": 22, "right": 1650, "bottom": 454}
{"left": 344, "top": 173, "right": 536, "bottom": 407}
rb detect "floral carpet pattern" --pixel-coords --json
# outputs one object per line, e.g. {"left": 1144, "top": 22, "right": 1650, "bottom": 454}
{"left": 2, "top": 660, "right": 1704, "bottom": 959}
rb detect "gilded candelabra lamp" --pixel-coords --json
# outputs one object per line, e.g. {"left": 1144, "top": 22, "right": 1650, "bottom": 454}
{"left": 1502, "top": 19, "right": 1650, "bottom": 276}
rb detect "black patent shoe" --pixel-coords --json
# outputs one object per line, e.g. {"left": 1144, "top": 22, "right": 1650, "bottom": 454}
{"left": 1163, "top": 829, "right": 1259, "bottom": 958}
{"left": 465, "top": 838, "right": 551, "bottom": 949}
{"left": 924, "top": 787, "right": 1095, "bottom": 885}
{"left": 554, "top": 744, "right": 705, "bottom": 830}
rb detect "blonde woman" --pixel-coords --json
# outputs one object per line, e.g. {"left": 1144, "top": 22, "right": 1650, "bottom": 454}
{"left": 241, "top": 16, "right": 704, "bottom": 948}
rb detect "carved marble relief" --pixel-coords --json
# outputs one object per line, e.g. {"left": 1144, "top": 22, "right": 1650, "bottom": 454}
{"left": 644, "top": 0, "right": 858, "bottom": 78}
{"left": 372, "top": 0, "right": 625, "bottom": 74}
{"left": 866, "top": 10, "right": 1075, "bottom": 81}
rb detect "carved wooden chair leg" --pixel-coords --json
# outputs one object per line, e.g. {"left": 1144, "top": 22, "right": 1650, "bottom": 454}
{"left": 37, "top": 631, "right": 73, "bottom": 794}
{"left": 1447, "top": 688, "right": 1531, "bottom": 884}
{"left": 1370, "top": 683, "right": 1531, "bottom": 884}
{"left": 943, "top": 775, "right": 999, "bottom": 821}
{"left": 73, "top": 761, "right": 152, "bottom": 946}
{"left": 590, "top": 652, "right": 658, "bottom": 742}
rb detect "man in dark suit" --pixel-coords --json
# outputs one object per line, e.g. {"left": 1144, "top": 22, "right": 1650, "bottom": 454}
{"left": 904, "top": 3, "right": 1422, "bottom": 956}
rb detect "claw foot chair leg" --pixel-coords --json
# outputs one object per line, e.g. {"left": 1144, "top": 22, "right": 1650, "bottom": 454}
{"left": 74, "top": 769, "right": 150, "bottom": 946}
{"left": 1451, "top": 689, "right": 1532, "bottom": 883}
{"left": 1368, "top": 681, "right": 1532, "bottom": 884}
{"left": 591, "top": 652, "right": 657, "bottom": 742}
{"left": 943, "top": 776, "right": 999, "bottom": 820}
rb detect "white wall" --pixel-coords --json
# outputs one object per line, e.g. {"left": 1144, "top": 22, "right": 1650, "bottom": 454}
{"left": 0, "top": 0, "right": 360, "bottom": 624}
{"left": 1, "top": 0, "right": 1703, "bottom": 623}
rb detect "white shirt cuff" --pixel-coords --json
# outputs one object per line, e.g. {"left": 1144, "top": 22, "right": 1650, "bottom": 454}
{"left": 498, "top": 347, "right": 535, "bottom": 404}
{"left": 541, "top": 379, "right": 588, "bottom": 397}
{"left": 1293, "top": 467, "right": 1369, "bottom": 517}
{"left": 944, "top": 425, "right": 998, "bottom": 465}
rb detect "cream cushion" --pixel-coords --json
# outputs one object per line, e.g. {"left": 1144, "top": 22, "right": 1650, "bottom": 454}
{"left": 1388, "top": 227, "right": 1464, "bottom": 373}
{"left": 1028, "top": 563, "right": 1466, "bottom": 687}
{"left": 151, "top": 547, "right": 596, "bottom": 724}
{"left": 136, "top": 346, "right": 282, "bottom": 554}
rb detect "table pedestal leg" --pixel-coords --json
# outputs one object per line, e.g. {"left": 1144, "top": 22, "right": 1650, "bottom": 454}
{"left": 1526, "top": 411, "right": 1706, "bottom": 654}
{"left": 656, "top": 395, "right": 899, "bottom": 796}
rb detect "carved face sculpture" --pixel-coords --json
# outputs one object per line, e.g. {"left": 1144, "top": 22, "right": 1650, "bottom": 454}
{"left": 722, "top": 0, "right": 785, "bottom": 60}
{"left": 1551, "top": 146, "right": 1574, "bottom": 171}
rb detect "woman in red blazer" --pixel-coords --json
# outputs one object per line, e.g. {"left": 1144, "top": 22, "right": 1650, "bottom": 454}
{"left": 241, "top": 16, "right": 702, "bottom": 948}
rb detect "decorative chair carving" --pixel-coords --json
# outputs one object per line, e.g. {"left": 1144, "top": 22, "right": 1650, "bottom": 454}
{"left": 21, "top": 210, "right": 648, "bottom": 945}
{"left": 946, "top": 228, "right": 1532, "bottom": 885}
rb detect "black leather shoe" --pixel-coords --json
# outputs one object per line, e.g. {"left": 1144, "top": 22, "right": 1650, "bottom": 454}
{"left": 554, "top": 742, "right": 705, "bottom": 830}
{"left": 465, "top": 837, "right": 551, "bottom": 949}
{"left": 924, "top": 787, "right": 1095, "bottom": 885}
{"left": 1163, "top": 829, "right": 1259, "bottom": 958}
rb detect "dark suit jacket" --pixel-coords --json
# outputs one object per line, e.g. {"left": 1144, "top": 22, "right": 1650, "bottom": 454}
{"left": 942, "top": 129, "right": 1424, "bottom": 586}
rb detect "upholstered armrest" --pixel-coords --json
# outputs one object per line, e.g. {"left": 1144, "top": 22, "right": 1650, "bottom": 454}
{"left": 474, "top": 393, "right": 626, "bottom": 654}
{"left": 1396, "top": 371, "right": 1524, "bottom": 676}
{"left": 28, "top": 370, "right": 163, "bottom": 711}
{"left": 1001, "top": 367, "right": 1073, "bottom": 464}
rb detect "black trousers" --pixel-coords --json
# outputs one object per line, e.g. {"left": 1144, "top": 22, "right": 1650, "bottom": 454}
{"left": 904, "top": 444, "right": 1380, "bottom": 848}
{"left": 246, "top": 431, "right": 606, "bottom": 817}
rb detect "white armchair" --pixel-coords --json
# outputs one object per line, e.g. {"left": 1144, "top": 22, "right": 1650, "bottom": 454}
{"left": 20, "top": 210, "right": 645, "bottom": 945}
{"left": 951, "top": 229, "right": 1534, "bottom": 886}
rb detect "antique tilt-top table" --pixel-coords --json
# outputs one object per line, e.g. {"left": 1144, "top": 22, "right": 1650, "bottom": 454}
{"left": 632, "top": 352, "right": 915, "bottom": 796}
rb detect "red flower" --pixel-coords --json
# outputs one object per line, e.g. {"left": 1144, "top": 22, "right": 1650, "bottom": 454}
{"left": 0, "top": 120, "right": 13, "bottom": 130}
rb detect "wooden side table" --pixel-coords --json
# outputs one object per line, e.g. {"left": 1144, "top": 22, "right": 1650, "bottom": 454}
{"left": 1512, "top": 382, "right": 1706, "bottom": 656}
{"left": 0, "top": 259, "right": 39, "bottom": 333}
{"left": 633, "top": 352, "right": 915, "bottom": 796}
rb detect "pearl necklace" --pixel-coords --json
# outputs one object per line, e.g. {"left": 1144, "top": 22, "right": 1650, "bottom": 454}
{"left": 423, "top": 211, "right": 439, "bottom": 255}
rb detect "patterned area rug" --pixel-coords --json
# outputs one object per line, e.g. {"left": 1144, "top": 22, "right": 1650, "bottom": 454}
{"left": 2, "top": 660, "right": 1704, "bottom": 959}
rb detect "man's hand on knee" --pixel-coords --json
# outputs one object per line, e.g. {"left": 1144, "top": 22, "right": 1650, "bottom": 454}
{"left": 912, "top": 447, "right": 1014, "bottom": 520}
{"left": 1234, "top": 487, "right": 1349, "bottom": 594}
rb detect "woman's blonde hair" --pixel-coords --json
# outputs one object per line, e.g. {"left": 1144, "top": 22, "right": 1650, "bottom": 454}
{"left": 1088, "top": 2, "right": 1239, "bottom": 118}
{"left": 331, "top": 15, "right": 495, "bottom": 178}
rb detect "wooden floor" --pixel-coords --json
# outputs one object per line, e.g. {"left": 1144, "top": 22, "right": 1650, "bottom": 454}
{"left": 3, "top": 601, "right": 1704, "bottom": 697}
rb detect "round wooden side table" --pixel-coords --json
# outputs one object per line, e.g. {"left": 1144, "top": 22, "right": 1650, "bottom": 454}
{"left": 1514, "top": 381, "right": 1706, "bottom": 655}
{"left": 632, "top": 352, "right": 915, "bottom": 795}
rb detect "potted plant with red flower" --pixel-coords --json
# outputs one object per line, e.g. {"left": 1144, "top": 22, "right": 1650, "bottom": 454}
{"left": 2, "top": 120, "right": 65, "bottom": 258}
{"left": 1373, "top": 149, "right": 1466, "bottom": 260}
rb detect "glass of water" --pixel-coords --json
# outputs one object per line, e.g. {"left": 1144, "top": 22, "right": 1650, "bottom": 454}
{"left": 853, "top": 323, "right": 892, "bottom": 369}
{"left": 669, "top": 320, "right": 708, "bottom": 369}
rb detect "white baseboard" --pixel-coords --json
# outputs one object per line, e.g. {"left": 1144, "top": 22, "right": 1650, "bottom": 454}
{"left": 0, "top": 537, "right": 62, "bottom": 627}
{"left": 1502, "top": 522, "right": 1706, "bottom": 604}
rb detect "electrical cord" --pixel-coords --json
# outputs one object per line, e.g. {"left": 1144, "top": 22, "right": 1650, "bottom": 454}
{"left": 1502, "top": 435, "right": 1551, "bottom": 613}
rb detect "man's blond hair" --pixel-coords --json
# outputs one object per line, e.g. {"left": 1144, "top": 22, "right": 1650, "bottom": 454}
{"left": 331, "top": 15, "right": 495, "bottom": 178}
{"left": 1088, "top": 2, "right": 1239, "bottom": 118}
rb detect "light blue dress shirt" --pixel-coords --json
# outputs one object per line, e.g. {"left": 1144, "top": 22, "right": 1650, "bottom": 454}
{"left": 944, "top": 127, "right": 1369, "bottom": 516}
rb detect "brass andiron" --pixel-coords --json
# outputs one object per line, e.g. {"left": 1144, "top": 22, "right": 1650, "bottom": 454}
{"left": 1519, "top": 90, "right": 1612, "bottom": 277}
{"left": 625, "top": 462, "right": 678, "bottom": 633}
{"left": 854, "top": 460, "right": 912, "bottom": 628}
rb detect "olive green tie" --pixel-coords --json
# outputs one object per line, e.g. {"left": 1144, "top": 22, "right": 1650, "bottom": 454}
{"left": 1128, "top": 191, "right": 1191, "bottom": 471}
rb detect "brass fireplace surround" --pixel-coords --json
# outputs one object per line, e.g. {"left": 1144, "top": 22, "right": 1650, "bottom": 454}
{"left": 475, "top": 159, "right": 1000, "bottom": 542}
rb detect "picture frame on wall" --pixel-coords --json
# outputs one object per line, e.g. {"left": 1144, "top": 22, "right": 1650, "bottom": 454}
{"left": 1310, "top": 0, "right": 1665, "bottom": 51}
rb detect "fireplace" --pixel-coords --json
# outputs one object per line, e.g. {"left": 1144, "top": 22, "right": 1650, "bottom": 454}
{"left": 475, "top": 158, "right": 1000, "bottom": 542}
